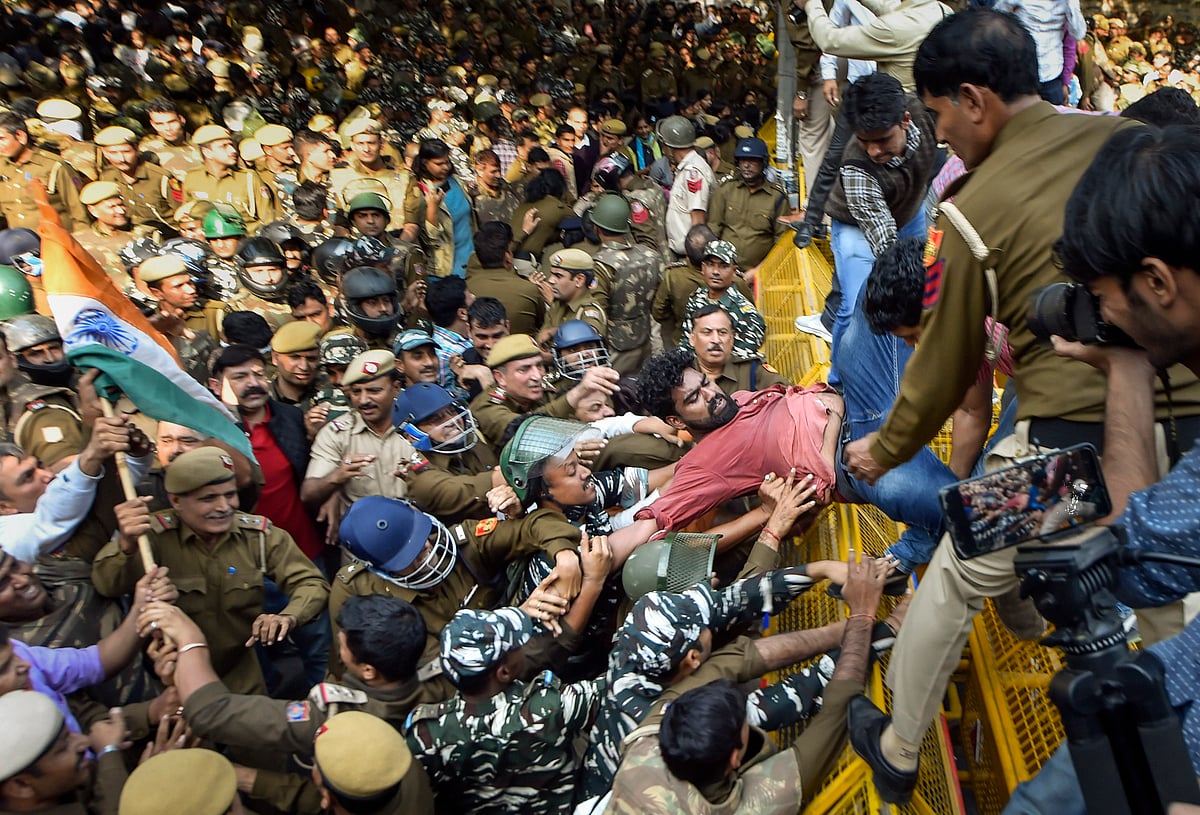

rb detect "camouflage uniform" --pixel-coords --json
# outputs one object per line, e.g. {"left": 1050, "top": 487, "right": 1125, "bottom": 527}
{"left": 260, "top": 166, "right": 299, "bottom": 218}
{"left": 653, "top": 259, "right": 754, "bottom": 347}
{"left": 225, "top": 288, "right": 293, "bottom": 331}
{"left": 407, "top": 669, "right": 604, "bottom": 815}
{"left": 469, "top": 179, "right": 521, "bottom": 227}
{"left": 578, "top": 567, "right": 820, "bottom": 801}
{"left": 594, "top": 240, "right": 661, "bottom": 374}
{"left": 206, "top": 257, "right": 242, "bottom": 301}
{"left": 624, "top": 177, "right": 670, "bottom": 262}
{"left": 138, "top": 136, "right": 203, "bottom": 182}
{"left": 680, "top": 287, "right": 767, "bottom": 362}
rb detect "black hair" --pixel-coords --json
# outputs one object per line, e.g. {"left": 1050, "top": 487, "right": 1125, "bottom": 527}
{"left": 526, "top": 168, "right": 566, "bottom": 203}
{"left": 527, "top": 146, "right": 550, "bottom": 164}
{"left": 145, "top": 98, "right": 180, "bottom": 116}
{"left": 468, "top": 297, "right": 507, "bottom": 328}
{"left": 637, "top": 347, "right": 695, "bottom": 420}
{"left": 690, "top": 302, "right": 732, "bottom": 325}
{"left": 864, "top": 236, "right": 925, "bottom": 334}
{"left": 659, "top": 679, "right": 747, "bottom": 788}
{"left": 292, "top": 180, "right": 328, "bottom": 221}
{"left": 684, "top": 223, "right": 717, "bottom": 266}
{"left": 1120, "top": 87, "right": 1200, "bottom": 126}
{"left": 415, "top": 139, "right": 453, "bottom": 181}
{"left": 293, "top": 129, "right": 333, "bottom": 162}
{"left": 913, "top": 8, "right": 1040, "bottom": 103}
{"left": 1056, "top": 125, "right": 1200, "bottom": 292}
{"left": 0, "top": 111, "right": 28, "bottom": 139}
{"left": 474, "top": 221, "right": 513, "bottom": 267}
{"left": 221, "top": 311, "right": 273, "bottom": 348}
{"left": 556, "top": 123, "right": 576, "bottom": 138}
{"left": 425, "top": 276, "right": 468, "bottom": 328}
{"left": 842, "top": 72, "right": 907, "bottom": 132}
{"left": 336, "top": 595, "right": 426, "bottom": 682}
{"left": 286, "top": 277, "right": 327, "bottom": 310}
{"left": 211, "top": 343, "right": 265, "bottom": 381}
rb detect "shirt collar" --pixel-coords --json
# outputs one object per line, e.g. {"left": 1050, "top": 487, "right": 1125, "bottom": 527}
{"left": 886, "top": 120, "right": 922, "bottom": 168}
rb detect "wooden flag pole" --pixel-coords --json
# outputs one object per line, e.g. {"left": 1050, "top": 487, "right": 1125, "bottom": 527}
{"left": 99, "top": 399, "right": 158, "bottom": 575}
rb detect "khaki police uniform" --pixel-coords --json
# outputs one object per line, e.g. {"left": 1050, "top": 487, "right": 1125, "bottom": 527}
{"left": 469, "top": 385, "right": 579, "bottom": 455}
{"left": 91, "top": 509, "right": 329, "bottom": 695}
{"left": 72, "top": 221, "right": 158, "bottom": 290}
{"left": 328, "top": 509, "right": 580, "bottom": 677}
{"left": 543, "top": 289, "right": 607, "bottom": 339}
{"left": 306, "top": 410, "right": 418, "bottom": 503}
{"left": 331, "top": 156, "right": 412, "bottom": 231}
{"left": 464, "top": 256, "right": 546, "bottom": 338}
{"left": 98, "top": 163, "right": 177, "bottom": 226}
{"left": 403, "top": 443, "right": 499, "bottom": 524}
{"left": 0, "top": 147, "right": 86, "bottom": 231}
{"left": 708, "top": 174, "right": 789, "bottom": 269}
{"left": 708, "top": 358, "right": 789, "bottom": 397}
{"left": 3, "top": 374, "right": 85, "bottom": 467}
{"left": 182, "top": 165, "right": 277, "bottom": 233}
{"left": 139, "top": 135, "right": 203, "bottom": 182}
{"left": 225, "top": 288, "right": 292, "bottom": 332}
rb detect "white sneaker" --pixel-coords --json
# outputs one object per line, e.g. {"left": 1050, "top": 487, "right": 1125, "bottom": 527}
{"left": 794, "top": 314, "right": 832, "bottom": 343}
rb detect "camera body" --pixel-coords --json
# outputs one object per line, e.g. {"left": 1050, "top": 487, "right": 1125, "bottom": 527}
{"left": 1026, "top": 281, "right": 1138, "bottom": 347}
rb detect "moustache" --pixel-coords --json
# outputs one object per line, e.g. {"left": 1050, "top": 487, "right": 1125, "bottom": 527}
{"left": 242, "top": 387, "right": 268, "bottom": 398}
{"left": 203, "top": 509, "right": 235, "bottom": 521}
{"left": 707, "top": 344, "right": 724, "bottom": 353}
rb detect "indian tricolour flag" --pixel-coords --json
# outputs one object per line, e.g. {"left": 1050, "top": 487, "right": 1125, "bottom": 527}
{"left": 33, "top": 182, "right": 255, "bottom": 461}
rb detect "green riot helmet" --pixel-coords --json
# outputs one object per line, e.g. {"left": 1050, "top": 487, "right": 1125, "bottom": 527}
{"left": 589, "top": 193, "right": 632, "bottom": 234}
{"left": 499, "top": 416, "right": 601, "bottom": 505}
{"left": 0, "top": 265, "right": 33, "bottom": 320}
{"left": 203, "top": 204, "right": 247, "bottom": 239}
{"left": 621, "top": 533, "right": 719, "bottom": 602}
{"left": 655, "top": 115, "right": 696, "bottom": 149}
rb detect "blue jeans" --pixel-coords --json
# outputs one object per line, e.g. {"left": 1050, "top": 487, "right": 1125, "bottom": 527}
{"left": 829, "top": 210, "right": 927, "bottom": 385}
{"left": 1002, "top": 746, "right": 1087, "bottom": 815}
{"left": 836, "top": 291, "right": 959, "bottom": 571}
{"left": 258, "top": 577, "right": 332, "bottom": 692}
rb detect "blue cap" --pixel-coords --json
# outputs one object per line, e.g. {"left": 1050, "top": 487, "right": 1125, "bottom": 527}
{"left": 392, "top": 382, "right": 456, "bottom": 427}
{"left": 733, "top": 137, "right": 769, "bottom": 161}
{"left": 338, "top": 496, "right": 432, "bottom": 573}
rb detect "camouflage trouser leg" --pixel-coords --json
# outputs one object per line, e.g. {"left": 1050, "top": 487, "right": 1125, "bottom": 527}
{"left": 746, "top": 654, "right": 835, "bottom": 730}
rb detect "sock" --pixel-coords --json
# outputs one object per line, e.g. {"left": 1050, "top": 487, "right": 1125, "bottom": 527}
{"left": 880, "top": 725, "right": 921, "bottom": 772}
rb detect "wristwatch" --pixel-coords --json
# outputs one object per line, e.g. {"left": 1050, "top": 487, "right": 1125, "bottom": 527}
{"left": 795, "top": 91, "right": 808, "bottom": 100}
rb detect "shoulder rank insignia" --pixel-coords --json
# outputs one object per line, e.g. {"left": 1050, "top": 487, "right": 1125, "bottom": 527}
{"left": 308, "top": 683, "right": 369, "bottom": 711}
{"left": 761, "top": 362, "right": 779, "bottom": 374}
{"left": 150, "top": 512, "right": 179, "bottom": 532}
{"left": 26, "top": 399, "right": 45, "bottom": 411}
{"left": 488, "top": 389, "right": 506, "bottom": 403}
{"left": 475, "top": 517, "right": 499, "bottom": 537}
{"left": 236, "top": 514, "right": 271, "bottom": 531}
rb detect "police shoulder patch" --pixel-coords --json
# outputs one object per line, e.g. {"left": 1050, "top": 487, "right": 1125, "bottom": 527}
{"left": 475, "top": 517, "right": 498, "bottom": 537}
{"left": 923, "top": 258, "right": 945, "bottom": 309}
{"left": 923, "top": 227, "right": 944, "bottom": 268}
{"left": 286, "top": 701, "right": 310, "bottom": 722}
{"left": 149, "top": 511, "right": 179, "bottom": 532}
{"left": 26, "top": 399, "right": 45, "bottom": 411}
{"left": 761, "top": 362, "right": 779, "bottom": 373}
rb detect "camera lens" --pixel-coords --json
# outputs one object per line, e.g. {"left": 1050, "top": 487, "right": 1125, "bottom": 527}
{"left": 1027, "top": 282, "right": 1078, "bottom": 342}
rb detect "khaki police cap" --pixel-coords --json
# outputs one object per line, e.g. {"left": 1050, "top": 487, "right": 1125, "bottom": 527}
{"left": 238, "top": 138, "right": 264, "bottom": 163}
{"left": 695, "top": 47, "right": 711, "bottom": 61}
{"left": 119, "top": 750, "right": 237, "bottom": 815}
{"left": 163, "top": 74, "right": 190, "bottom": 93}
{"left": 164, "top": 447, "right": 237, "bottom": 494}
{"left": 342, "top": 349, "right": 396, "bottom": 386}
{"left": 648, "top": 42, "right": 667, "bottom": 57}
{"left": 272, "top": 320, "right": 322, "bottom": 354}
{"left": 139, "top": 254, "right": 190, "bottom": 284}
{"left": 0, "top": 691, "right": 63, "bottom": 781}
{"left": 595, "top": 44, "right": 613, "bottom": 56}
{"left": 192, "top": 124, "right": 233, "bottom": 146}
{"left": 733, "top": 125, "right": 754, "bottom": 140}
{"left": 549, "top": 248, "right": 594, "bottom": 273}
{"left": 314, "top": 711, "right": 412, "bottom": 800}
{"left": 309, "top": 114, "right": 336, "bottom": 132}
{"left": 486, "top": 334, "right": 542, "bottom": 368}
{"left": 477, "top": 73, "right": 499, "bottom": 87}
{"left": 573, "top": 83, "right": 586, "bottom": 94}
{"left": 255, "top": 124, "right": 293, "bottom": 147}
{"left": 174, "top": 199, "right": 214, "bottom": 224}
{"left": 694, "top": 136, "right": 715, "bottom": 150}
{"left": 95, "top": 125, "right": 138, "bottom": 146}
{"left": 343, "top": 118, "right": 380, "bottom": 139}
{"left": 36, "top": 98, "right": 82, "bottom": 121}
{"left": 80, "top": 181, "right": 123, "bottom": 206}
{"left": 529, "top": 92, "right": 552, "bottom": 108}
{"left": 207, "top": 57, "right": 231, "bottom": 78}
{"left": 599, "top": 119, "right": 626, "bottom": 136}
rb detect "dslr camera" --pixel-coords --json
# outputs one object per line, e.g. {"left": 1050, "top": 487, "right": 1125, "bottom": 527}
{"left": 1026, "top": 282, "right": 1138, "bottom": 346}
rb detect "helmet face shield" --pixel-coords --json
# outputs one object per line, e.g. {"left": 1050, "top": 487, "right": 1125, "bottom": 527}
{"left": 403, "top": 404, "right": 479, "bottom": 454}
{"left": 500, "top": 417, "right": 603, "bottom": 504}
{"left": 555, "top": 342, "right": 610, "bottom": 380}
{"left": 381, "top": 517, "right": 458, "bottom": 590}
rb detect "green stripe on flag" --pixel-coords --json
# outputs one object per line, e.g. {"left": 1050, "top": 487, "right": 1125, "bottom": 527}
{"left": 68, "top": 344, "right": 255, "bottom": 462}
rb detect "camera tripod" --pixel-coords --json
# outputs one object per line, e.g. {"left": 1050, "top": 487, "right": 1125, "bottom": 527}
{"left": 1014, "top": 527, "right": 1200, "bottom": 815}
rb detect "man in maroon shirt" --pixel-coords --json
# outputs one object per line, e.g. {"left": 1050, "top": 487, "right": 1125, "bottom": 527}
{"left": 208, "top": 344, "right": 330, "bottom": 688}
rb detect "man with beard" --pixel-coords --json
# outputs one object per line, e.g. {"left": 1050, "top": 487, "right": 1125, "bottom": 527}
{"left": 267, "top": 321, "right": 326, "bottom": 413}
{"left": 302, "top": 350, "right": 417, "bottom": 505}
{"left": 93, "top": 446, "right": 329, "bottom": 695}
{"left": 707, "top": 138, "right": 790, "bottom": 273}
{"left": 688, "top": 304, "right": 788, "bottom": 396}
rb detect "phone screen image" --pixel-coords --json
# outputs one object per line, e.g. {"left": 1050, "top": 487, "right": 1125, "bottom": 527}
{"left": 940, "top": 444, "right": 1111, "bottom": 559}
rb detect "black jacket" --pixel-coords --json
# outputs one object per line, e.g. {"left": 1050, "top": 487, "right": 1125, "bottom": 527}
{"left": 238, "top": 399, "right": 311, "bottom": 486}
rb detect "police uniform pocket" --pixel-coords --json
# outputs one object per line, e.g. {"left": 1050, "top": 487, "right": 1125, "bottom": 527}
{"left": 172, "top": 575, "right": 209, "bottom": 619}
{"left": 223, "top": 567, "right": 265, "bottom": 619}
